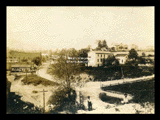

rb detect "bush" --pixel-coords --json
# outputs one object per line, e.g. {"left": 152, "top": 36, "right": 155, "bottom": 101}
{"left": 21, "top": 74, "right": 59, "bottom": 86}
{"left": 125, "top": 60, "right": 138, "bottom": 67}
{"left": 99, "top": 92, "right": 122, "bottom": 104}
{"left": 99, "top": 92, "right": 107, "bottom": 101}
{"left": 47, "top": 87, "right": 77, "bottom": 112}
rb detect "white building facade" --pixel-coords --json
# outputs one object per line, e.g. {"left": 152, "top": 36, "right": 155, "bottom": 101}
{"left": 88, "top": 51, "right": 111, "bottom": 67}
{"left": 115, "top": 54, "right": 128, "bottom": 64}
{"left": 88, "top": 50, "right": 154, "bottom": 67}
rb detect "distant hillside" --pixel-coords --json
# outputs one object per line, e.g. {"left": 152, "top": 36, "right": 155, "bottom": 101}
{"left": 7, "top": 50, "right": 41, "bottom": 60}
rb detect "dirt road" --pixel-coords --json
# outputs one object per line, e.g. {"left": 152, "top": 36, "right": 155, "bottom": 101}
{"left": 75, "top": 74, "right": 154, "bottom": 114}
{"left": 36, "top": 61, "right": 61, "bottom": 84}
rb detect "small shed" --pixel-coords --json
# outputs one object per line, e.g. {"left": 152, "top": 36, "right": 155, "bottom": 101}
{"left": 11, "top": 64, "right": 31, "bottom": 72}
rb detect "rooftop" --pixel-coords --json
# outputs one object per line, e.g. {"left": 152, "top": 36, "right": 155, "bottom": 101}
{"left": 89, "top": 50, "right": 111, "bottom": 54}
{"left": 11, "top": 64, "right": 32, "bottom": 68}
{"left": 115, "top": 54, "right": 128, "bottom": 57}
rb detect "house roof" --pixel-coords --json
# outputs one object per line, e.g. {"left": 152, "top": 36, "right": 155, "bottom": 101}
{"left": 11, "top": 64, "right": 31, "bottom": 68}
{"left": 115, "top": 54, "right": 128, "bottom": 57}
{"left": 89, "top": 51, "right": 111, "bottom": 54}
{"left": 142, "top": 56, "right": 154, "bottom": 60}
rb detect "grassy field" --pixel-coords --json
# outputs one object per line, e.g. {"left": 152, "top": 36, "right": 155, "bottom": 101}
{"left": 101, "top": 78, "right": 155, "bottom": 104}
{"left": 21, "top": 74, "right": 59, "bottom": 86}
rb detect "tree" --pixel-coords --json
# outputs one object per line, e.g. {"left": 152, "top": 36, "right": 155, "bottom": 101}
{"left": 21, "top": 58, "right": 28, "bottom": 62}
{"left": 138, "top": 56, "right": 146, "bottom": 64}
{"left": 42, "top": 56, "right": 47, "bottom": 62}
{"left": 50, "top": 49, "right": 81, "bottom": 93}
{"left": 103, "top": 54, "right": 118, "bottom": 66}
{"left": 68, "top": 48, "right": 78, "bottom": 57}
{"left": 96, "top": 40, "right": 108, "bottom": 50}
{"left": 98, "top": 40, "right": 102, "bottom": 48}
{"left": 102, "top": 40, "right": 108, "bottom": 49}
{"left": 142, "top": 52, "right": 146, "bottom": 57}
{"left": 113, "top": 59, "right": 120, "bottom": 66}
{"left": 78, "top": 46, "right": 91, "bottom": 66}
{"left": 128, "top": 49, "right": 138, "bottom": 60}
{"left": 87, "top": 45, "right": 92, "bottom": 50}
{"left": 78, "top": 48, "right": 89, "bottom": 57}
{"left": 49, "top": 49, "right": 53, "bottom": 57}
{"left": 32, "top": 57, "right": 41, "bottom": 66}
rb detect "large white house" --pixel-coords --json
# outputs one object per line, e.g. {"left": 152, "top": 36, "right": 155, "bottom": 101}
{"left": 88, "top": 50, "right": 111, "bottom": 67}
{"left": 87, "top": 49, "right": 154, "bottom": 67}
{"left": 115, "top": 53, "right": 128, "bottom": 64}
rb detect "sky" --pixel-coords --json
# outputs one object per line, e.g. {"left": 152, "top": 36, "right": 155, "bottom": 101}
{"left": 7, "top": 6, "right": 154, "bottom": 51}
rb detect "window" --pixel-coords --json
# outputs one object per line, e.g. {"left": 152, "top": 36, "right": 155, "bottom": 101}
{"left": 104, "top": 54, "right": 105, "bottom": 57}
{"left": 119, "top": 46, "right": 123, "bottom": 49}
{"left": 101, "top": 54, "right": 102, "bottom": 57}
{"left": 101, "top": 59, "right": 102, "bottom": 62}
{"left": 97, "top": 59, "right": 99, "bottom": 62}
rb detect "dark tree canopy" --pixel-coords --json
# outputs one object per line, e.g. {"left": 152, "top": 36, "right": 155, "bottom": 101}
{"left": 142, "top": 52, "right": 146, "bottom": 57}
{"left": 50, "top": 49, "right": 81, "bottom": 90}
{"left": 32, "top": 57, "right": 41, "bottom": 66}
{"left": 138, "top": 56, "right": 146, "bottom": 64}
{"left": 97, "top": 40, "right": 102, "bottom": 48}
{"left": 128, "top": 49, "right": 138, "bottom": 60}
{"left": 102, "top": 40, "right": 108, "bottom": 49}
{"left": 102, "top": 54, "right": 119, "bottom": 66}
{"left": 96, "top": 40, "right": 108, "bottom": 50}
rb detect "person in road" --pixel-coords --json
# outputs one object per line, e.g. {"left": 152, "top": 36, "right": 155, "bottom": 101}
{"left": 121, "top": 93, "right": 128, "bottom": 104}
{"left": 87, "top": 96, "right": 92, "bottom": 111}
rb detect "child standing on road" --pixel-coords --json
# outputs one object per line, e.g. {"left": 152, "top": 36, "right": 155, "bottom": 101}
{"left": 87, "top": 96, "right": 92, "bottom": 111}
{"left": 121, "top": 93, "right": 128, "bottom": 104}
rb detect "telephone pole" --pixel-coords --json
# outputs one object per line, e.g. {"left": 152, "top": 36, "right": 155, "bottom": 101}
{"left": 121, "top": 66, "right": 124, "bottom": 78}
{"left": 25, "top": 68, "right": 28, "bottom": 83}
{"left": 40, "top": 89, "right": 48, "bottom": 114}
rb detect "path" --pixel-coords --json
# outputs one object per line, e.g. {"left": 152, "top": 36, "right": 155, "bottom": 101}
{"left": 75, "top": 74, "right": 154, "bottom": 114}
{"left": 36, "top": 61, "right": 61, "bottom": 84}
{"left": 79, "top": 74, "right": 154, "bottom": 99}
{"left": 10, "top": 75, "right": 58, "bottom": 111}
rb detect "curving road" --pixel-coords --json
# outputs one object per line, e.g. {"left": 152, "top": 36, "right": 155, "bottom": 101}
{"left": 36, "top": 61, "right": 61, "bottom": 84}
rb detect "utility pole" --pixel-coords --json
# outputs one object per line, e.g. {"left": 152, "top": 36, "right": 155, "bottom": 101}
{"left": 121, "top": 66, "right": 124, "bottom": 79}
{"left": 40, "top": 89, "right": 48, "bottom": 114}
{"left": 25, "top": 68, "right": 28, "bottom": 83}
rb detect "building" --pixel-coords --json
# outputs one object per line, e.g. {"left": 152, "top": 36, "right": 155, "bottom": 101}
{"left": 130, "top": 44, "right": 138, "bottom": 50}
{"left": 50, "top": 55, "right": 59, "bottom": 61}
{"left": 7, "top": 57, "right": 19, "bottom": 63}
{"left": 6, "top": 51, "right": 41, "bottom": 71}
{"left": 41, "top": 53, "right": 49, "bottom": 57}
{"left": 115, "top": 53, "right": 128, "bottom": 64}
{"left": 142, "top": 54, "right": 154, "bottom": 64}
{"left": 88, "top": 50, "right": 111, "bottom": 67}
{"left": 11, "top": 64, "right": 33, "bottom": 72}
{"left": 146, "top": 46, "right": 154, "bottom": 52}
{"left": 110, "top": 43, "right": 128, "bottom": 52}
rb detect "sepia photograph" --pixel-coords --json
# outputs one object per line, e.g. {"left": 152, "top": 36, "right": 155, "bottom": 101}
{"left": 6, "top": 6, "right": 155, "bottom": 114}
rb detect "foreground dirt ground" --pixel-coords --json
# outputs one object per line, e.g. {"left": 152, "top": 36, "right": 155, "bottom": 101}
{"left": 74, "top": 74, "right": 155, "bottom": 114}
